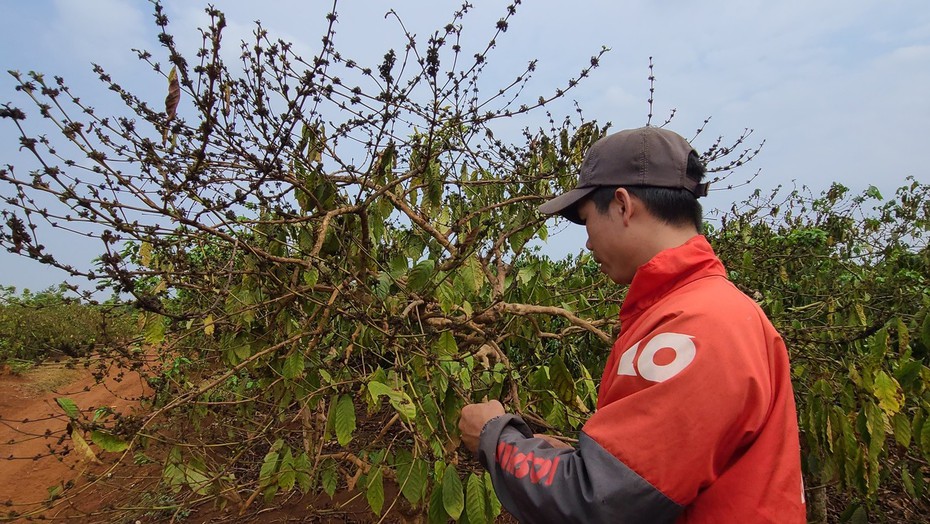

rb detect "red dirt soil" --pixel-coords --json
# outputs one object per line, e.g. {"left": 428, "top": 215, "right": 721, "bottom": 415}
{"left": 0, "top": 353, "right": 155, "bottom": 522}
{"left": 1, "top": 355, "right": 517, "bottom": 523}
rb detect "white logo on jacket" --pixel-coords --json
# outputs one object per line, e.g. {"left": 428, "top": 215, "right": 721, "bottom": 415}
{"left": 617, "top": 332, "right": 696, "bottom": 382}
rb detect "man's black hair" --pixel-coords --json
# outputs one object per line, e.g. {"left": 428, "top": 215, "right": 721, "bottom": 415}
{"left": 587, "top": 150, "right": 706, "bottom": 232}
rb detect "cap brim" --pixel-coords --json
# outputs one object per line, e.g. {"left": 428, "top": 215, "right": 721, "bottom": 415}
{"left": 538, "top": 186, "right": 597, "bottom": 225}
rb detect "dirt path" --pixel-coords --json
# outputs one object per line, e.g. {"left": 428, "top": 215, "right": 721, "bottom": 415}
{"left": 0, "top": 353, "right": 155, "bottom": 521}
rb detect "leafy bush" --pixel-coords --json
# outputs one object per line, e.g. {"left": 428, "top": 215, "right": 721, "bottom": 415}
{"left": 0, "top": 284, "right": 135, "bottom": 362}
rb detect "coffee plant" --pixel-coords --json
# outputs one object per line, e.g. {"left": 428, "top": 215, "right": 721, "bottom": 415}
{"left": 1, "top": 2, "right": 927, "bottom": 521}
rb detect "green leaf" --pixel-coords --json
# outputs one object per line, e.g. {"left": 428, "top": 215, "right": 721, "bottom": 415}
{"left": 321, "top": 459, "right": 337, "bottom": 497}
{"left": 549, "top": 355, "right": 576, "bottom": 405}
{"left": 428, "top": 484, "right": 448, "bottom": 524}
{"left": 91, "top": 430, "right": 129, "bottom": 452}
{"left": 921, "top": 410, "right": 930, "bottom": 462}
{"left": 56, "top": 397, "right": 80, "bottom": 419}
{"left": 278, "top": 447, "right": 296, "bottom": 492}
{"left": 869, "top": 327, "right": 889, "bottom": 360}
{"left": 368, "top": 381, "right": 418, "bottom": 422}
{"left": 164, "top": 447, "right": 184, "bottom": 492}
{"left": 294, "top": 452, "right": 312, "bottom": 494}
{"left": 409, "top": 259, "right": 436, "bottom": 291}
{"left": 183, "top": 460, "right": 212, "bottom": 496}
{"left": 398, "top": 456, "right": 428, "bottom": 504}
{"left": 460, "top": 256, "right": 484, "bottom": 295}
{"left": 921, "top": 311, "right": 930, "bottom": 352}
{"left": 259, "top": 449, "right": 280, "bottom": 488}
{"left": 465, "top": 473, "right": 488, "bottom": 524}
{"left": 368, "top": 380, "right": 393, "bottom": 401}
{"left": 233, "top": 340, "right": 252, "bottom": 360}
{"left": 435, "top": 330, "right": 458, "bottom": 359}
{"left": 872, "top": 371, "right": 903, "bottom": 415}
{"left": 442, "top": 465, "right": 464, "bottom": 519}
{"left": 437, "top": 280, "right": 456, "bottom": 315}
{"left": 902, "top": 464, "right": 915, "bottom": 498}
{"left": 849, "top": 505, "right": 868, "bottom": 524}
{"left": 893, "top": 412, "right": 912, "bottom": 448}
{"left": 144, "top": 313, "right": 166, "bottom": 345}
{"left": 374, "top": 272, "right": 392, "bottom": 299}
{"left": 484, "top": 472, "right": 502, "bottom": 520}
{"left": 282, "top": 351, "right": 305, "bottom": 379}
{"left": 334, "top": 394, "right": 356, "bottom": 447}
{"left": 366, "top": 466, "right": 385, "bottom": 515}
{"left": 302, "top": 267, "right": 319, "bottom": 288}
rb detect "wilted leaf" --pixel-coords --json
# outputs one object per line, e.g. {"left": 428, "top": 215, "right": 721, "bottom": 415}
{"left": 872, "top": 371, "right": 903, "bottom": 415}
{"left": 183, "top": 460, "right": 212, "bottom": 496}
{"left": 203, "top": 314, "right": 215, "bottom": 336}
{"left": 139, "top": 241, "right": 152, "bottom": 267}
{"left": 144, "top": 314, "right": 166, "bottom": 345}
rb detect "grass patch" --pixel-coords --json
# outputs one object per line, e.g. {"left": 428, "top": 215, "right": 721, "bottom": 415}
{"left": 12, "top": 364, "right": 84, "bottom": 397}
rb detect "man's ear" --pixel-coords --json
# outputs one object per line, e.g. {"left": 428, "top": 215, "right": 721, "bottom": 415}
{"left": 612, "top": 188, "right": 635, "bottom": 224}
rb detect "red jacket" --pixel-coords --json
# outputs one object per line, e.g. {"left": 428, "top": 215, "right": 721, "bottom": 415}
{"left": 478, "top": 236, "right": 805, "bottom": 523}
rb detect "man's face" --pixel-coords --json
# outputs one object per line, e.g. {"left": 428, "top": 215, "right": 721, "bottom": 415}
{"left": 576, "top": 196, "right": 635, "bottom": 285}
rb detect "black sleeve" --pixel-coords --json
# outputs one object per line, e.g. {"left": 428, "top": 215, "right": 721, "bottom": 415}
{"left": 477, "top": 414, "right": 682, "bottom": 524}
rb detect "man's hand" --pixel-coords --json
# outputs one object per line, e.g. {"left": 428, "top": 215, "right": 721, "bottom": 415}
{"left": 459, "top": 400, "right": 505, "bottom": 454}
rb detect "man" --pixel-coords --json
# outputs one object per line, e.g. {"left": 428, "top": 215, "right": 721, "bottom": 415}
{"left": 459, "top": 126, "right": 805, "bottom": 523}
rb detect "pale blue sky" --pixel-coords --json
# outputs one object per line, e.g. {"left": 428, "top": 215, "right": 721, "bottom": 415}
{"left": 1, "top": 1, "right": 928, "bottom": 293}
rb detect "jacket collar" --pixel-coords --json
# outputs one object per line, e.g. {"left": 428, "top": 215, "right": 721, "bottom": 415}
{"left": 619, "top": 235, "right": 727, "bottom": 324}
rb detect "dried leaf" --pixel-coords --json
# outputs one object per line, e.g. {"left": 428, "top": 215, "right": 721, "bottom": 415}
{"left": 165, "top": 66, "right": 180, "bottom": 121}
{"left": 71, "top": 429, "right": 101, "bottom": 464}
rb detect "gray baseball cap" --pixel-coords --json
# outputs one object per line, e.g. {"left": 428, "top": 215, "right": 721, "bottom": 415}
{"left": 538, "top": 126, "right": 710, "bottom": 224}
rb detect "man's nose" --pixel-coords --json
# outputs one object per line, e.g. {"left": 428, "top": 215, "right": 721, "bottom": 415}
{"left": 585, "top": 238, "right": 592, "bottom": 251}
